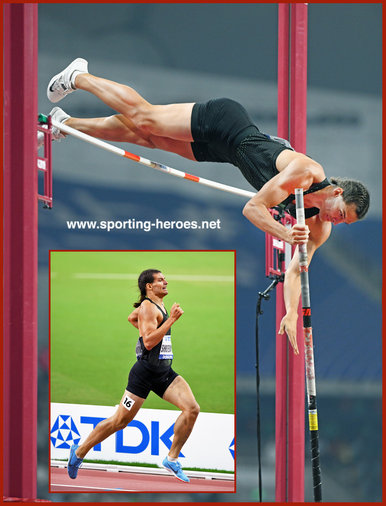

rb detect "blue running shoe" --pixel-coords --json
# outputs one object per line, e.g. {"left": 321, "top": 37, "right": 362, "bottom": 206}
{"left": 67, "top": 444, "right": 83, "bottom": 479}
{"left": 162, "top": 457, "right": 190, "bottom": 483}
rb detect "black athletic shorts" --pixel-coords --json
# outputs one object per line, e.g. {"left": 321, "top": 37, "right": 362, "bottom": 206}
{"left": 190, "top": 98, "right": 290, "bottom": 191}
{"left": 126, "top": 360, "right": 179, "bottom": 399}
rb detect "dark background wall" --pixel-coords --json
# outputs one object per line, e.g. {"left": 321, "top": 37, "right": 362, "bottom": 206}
{"left": 39, "top": 4, "right": 382, "bottom": 95}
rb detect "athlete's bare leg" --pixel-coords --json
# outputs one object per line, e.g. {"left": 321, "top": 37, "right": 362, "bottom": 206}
{"left": 65, "top": 114, "right": 196, "bottom": 160}
{"left": 74, "top": 73, "right": 195, "bottom": 142}
{"left": 162, "top": 376, "right": 200, "bottom": 458}
{"left": 75, "top": 390, "right": 145, "bottom": 459}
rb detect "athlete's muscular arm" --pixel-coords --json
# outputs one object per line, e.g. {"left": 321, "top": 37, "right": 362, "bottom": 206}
{"left": 278, "top": 217, "right": 331, "bottom": 354}
{"left": 128, "top": 307, "right": 140, "bottom": 328}
{"left": 242, "top": 158, "right": 324, "bottom": 244}
{"left": 139, "top": 301, "right": 184, "bottom": 350}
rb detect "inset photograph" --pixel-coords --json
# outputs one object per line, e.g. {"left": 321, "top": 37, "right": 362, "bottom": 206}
{"left": 49, "top": 250, "right": 235, "bottom": 493}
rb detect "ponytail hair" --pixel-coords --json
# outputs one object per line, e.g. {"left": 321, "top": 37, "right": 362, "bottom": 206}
{"left": 133, "top": 269, "right": 161, "bottom": 307}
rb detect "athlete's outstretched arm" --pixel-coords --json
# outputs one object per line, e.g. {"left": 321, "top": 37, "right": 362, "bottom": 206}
{"left": 278, "top": 217, "right": 331, "bottom": 353}
{"left": 139, "top": 301, "right": 184, "bottom": 350}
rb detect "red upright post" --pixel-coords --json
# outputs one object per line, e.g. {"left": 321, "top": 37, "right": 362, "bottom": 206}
{"left": 275, "top": 3, "right": 308, "bottom": 502}
{"left": 3, "top": 3, "right": 38, "bottom": 499}
{"left": 290, "top": 3, "right": 308, "bottom": 154}
{"left": 287, "top": 4, "right": 308, "bottom": 502}
{"left": 275, "top": 4, "right": 290, "bottom": 502}
{"left": 277, "top": 3, "right": 290, "bottom": 140}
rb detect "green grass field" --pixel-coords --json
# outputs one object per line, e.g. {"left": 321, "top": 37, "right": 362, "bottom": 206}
{"left": 50, "top": 251, "right": 234, "bottom": 414}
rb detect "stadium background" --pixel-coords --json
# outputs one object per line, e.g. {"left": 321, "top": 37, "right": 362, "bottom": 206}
{"left": 37, "top": 3, "right": 381, "bottom": 502}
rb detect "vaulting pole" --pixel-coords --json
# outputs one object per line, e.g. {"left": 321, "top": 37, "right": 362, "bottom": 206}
{"left": 295, "top": 189, "right": 322, "bottom": 502}
{"left": 3, "top": 3, "right": 38, "bottom": 499}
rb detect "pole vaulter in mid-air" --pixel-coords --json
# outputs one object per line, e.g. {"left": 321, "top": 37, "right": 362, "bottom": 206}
{"left": 41, "top": 57, "right": 370, "bottom": 354}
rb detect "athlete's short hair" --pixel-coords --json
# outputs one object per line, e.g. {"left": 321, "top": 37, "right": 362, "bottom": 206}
{"left": 330, "top": 177, "right": 370, "bottom": 219}
{"left": 133, "top": 269, "right": 161, "bottom": 308}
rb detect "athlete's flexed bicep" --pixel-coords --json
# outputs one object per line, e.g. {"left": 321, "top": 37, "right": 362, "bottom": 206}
{"left": 138, "top": 301, "right": 183, "bottom": 350}
{"left": 138, "top": 302, "right": 161, "bottom": 341}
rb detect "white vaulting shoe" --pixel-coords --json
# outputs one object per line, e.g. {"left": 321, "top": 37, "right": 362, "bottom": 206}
{"left": 37, "top": 107, "right": 71, "bottom": 148}
{"left": 49, "top": 106, "right": 71, "bottom": 136}
{"left": 47, "top": 57, "right": 88, "bottom": 103}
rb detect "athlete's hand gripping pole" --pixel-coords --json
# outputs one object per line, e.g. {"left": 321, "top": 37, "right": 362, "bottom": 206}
{"left": 295, "top": 188, "right": 322, "bottom": 502}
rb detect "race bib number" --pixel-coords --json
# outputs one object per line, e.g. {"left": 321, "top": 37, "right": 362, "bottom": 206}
{"left": 122, "top": 395, "right": 135, "bottom": 411}
{"left": 159, "top": 335, "right": 173, "bottom": 360}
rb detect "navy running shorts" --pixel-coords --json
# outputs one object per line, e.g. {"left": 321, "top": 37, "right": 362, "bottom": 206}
{"left": 126, "top": 360, "right": 179, "bottom": 399}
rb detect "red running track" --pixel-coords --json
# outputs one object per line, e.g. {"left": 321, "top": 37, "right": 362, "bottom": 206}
{"left": 50, "top": 467, "right": 235, "bottom": 493}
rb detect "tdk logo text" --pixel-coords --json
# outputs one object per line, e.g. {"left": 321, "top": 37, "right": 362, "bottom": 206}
{"left": 51, "top": 415, "right": 183, "bottom": 457}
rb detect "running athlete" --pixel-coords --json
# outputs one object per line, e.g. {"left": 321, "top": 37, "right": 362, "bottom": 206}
{"left": 67, "top": 269, "right": 199, "bottom": 483}
{"left": 45, "top": 58, "right": 370, "bottom": 353}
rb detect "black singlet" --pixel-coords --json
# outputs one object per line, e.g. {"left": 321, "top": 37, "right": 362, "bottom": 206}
{"left": 278, "top": 178, "right": 332, "bottom": 219}
{"left": 190, "top": 98, "right": 292, "bottom": 191}
{"left": 135, "top": 298, "right": 172, "bottom": 370}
